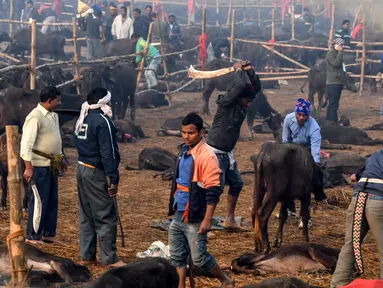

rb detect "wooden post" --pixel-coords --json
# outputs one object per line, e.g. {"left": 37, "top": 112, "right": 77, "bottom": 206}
{"left": 257, "top": 0, "right": 261, "bottom": 26}
{"left": 131, "top": 0, "right": 135, "bottom": 19}
{"left": 227, "top": 0, "right": 232, "bottom": 25}
{"left": 230, "top": 9, "right": 235, "bottom": 62}
{"left": 9, "top": 0, "right": 14, "bottom": 36}
{"left": 136, "top": 22, "right": 154, "bottom": 89}
{"left": 272, "top": 8, "right": 276, "bottom": 40}
{"left": 216, "top": 0, "right": 219, "bottom": 26}
{"left": 157, "top": 17, "right": 172, "bottom": 106}
{"left": 30, "top": 20, "right": 37, "bottom": 90}
{"left": 352, "top": 4, "right": 361, "bottom": 29}
{"left": 6, "top": 125, "right": 27, "bottom": 287}
{"left": 328, "top": 3, "right": 335, "bottom": 46}
{"left": 359, "top": 14, "right": 366, "bottom": 96}
{"left": 72, "top": 17, "right": 80, "bottom": 95}
{"left": 291, "top": 5, "right": 295, "bottom": 40}
{"left": 261, "top": 44, "right": 309, "bottom": 69}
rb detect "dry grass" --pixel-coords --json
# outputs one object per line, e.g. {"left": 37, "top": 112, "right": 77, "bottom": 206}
{"left": 1, "top": 80, "right": 382, "bottom": 287}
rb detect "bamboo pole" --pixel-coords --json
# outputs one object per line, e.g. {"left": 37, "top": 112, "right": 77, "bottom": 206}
{"left": 227, "top": 0, "right": 232, "bottom": 25}
{"left": 359, "top": 14, "right": 366, "bottom": 96}
{"left": 257, "top": 0, "right": 261, "bottom": 26}
{"left": 72, "top": 18, "right": 80, "bottom": 95}
{"left": 261, "top": 44, "right": 309, "bottom": 69}
{"left": 216, "top": 0, "right": 220, "bottom": 26}
{"left": 230, "top": 9, "right": 235, "bottom": 62}
{"left": 0, "top": 52, "right": 22, "bottom": 63}
{"left": 30, "top": 20, "right": 37, "bottom": 90}
{"left": 136, "top": 22, "right": 154, "bottom": 89}
{"left": 6, "top": 125, "right": 27, "bottom": 288}
{"left": 233, "top": 37, "right": 328, "bottom": 51}
{"left": 272, "top": 8, "right": 275, "bottom": 40}
{"left": 291, "top": 5, "right": 295, "bottom": 40}
{"left": 352, "top": 4, "right": 361, "bottom": 29}
{"left": 328, "top": 3, "right": 335, "bottom": 46}
{"left": 9, "top": 0, "right": 14, "bottom": 36}
{"left": 157, "top": 17, "right": 172, "bottom": 106}
{"left": 260, "top": 75, "right": 308, "bottom": 81}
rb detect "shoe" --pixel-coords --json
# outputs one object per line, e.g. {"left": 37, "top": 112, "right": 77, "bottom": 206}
{"left": 26, "top": 239, "right": 45, "bottom": 245}
{"left": 109, "top": 260, "right": 126, "bottom": 267}
{"left": 287, "top": 209, "right": 297, "bottom": 217}
{"left": 42, "top": 237, "right": 61, "bottom": 244}
{"left": 298, "top": 219, "right": 312, "bottom": 229}
{"left": 223, "top": 221, "right": 250, "bottom": 232}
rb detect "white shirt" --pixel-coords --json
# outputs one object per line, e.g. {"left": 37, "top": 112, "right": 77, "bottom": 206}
{"left": 112, "top": 15, "right": 133, "bottom": 39}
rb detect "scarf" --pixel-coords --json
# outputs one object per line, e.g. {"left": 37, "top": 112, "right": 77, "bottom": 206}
{"left": 75, "top": 91, "right": 112, "bottom": 135}
{"left": 295, "top": 98, "right": 311, "bottom": 115}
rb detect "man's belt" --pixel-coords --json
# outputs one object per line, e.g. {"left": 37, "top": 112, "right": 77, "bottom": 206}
{"left": 32, "top": 149, "right": 63, "bottom": 176}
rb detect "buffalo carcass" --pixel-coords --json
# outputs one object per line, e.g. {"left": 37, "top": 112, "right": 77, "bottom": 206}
{"left": 89, "top": 257, "right": 178, "bottom": 288}
{"left": 251, "top": 143, "right": 326, "bottom": 253}
{"left": 0, "top": 243, "right": 91, "bottom": 287}
{"left": 232, "top": 243, "right": 339, "bottom": 276}
{"left": 7, "top": 28, "right": 67, "bottom": 61}
{"left": 243, "top": 277, "right": 316, "bottom": 288}
{"left": 321, "top": 152, "right": 367, "bottom": 174}
{"left": 300, "top": 61, "right": 358, "bottom": 112}
{"left": 125, "top": 147, "right": 177, "bottom": 180}
{"left": 202, "top": 59, "right": 279, "bottom": 115}
{"left": 81, "top": 62, "right": 136, "bottom": 120}
{"left": 104, "top": 38, "right": 136, "bottom": 57}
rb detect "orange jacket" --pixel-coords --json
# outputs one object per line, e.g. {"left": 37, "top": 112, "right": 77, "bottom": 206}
{"left": 168, "top": 139, "right": 221, "bottom": 223}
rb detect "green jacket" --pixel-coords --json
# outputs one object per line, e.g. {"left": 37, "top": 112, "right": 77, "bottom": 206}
{"left": 326, "top": 49, "right": 345, "bottom": 86}
{"left": 135, "top": 37, "right": 159, "bottom": 64}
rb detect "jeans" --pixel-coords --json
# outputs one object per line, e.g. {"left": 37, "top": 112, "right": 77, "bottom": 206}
{"left": 77, "top": 164, "right": 119, "bottom": 265}
{"left": 87, "top": 38, "right": 102, "bottom": 60}
{"left": 169, "top": 211, "right": 217, "bottom": 272}
{"left": 216, "top": 153, "right": 243, "bottom": 197}
{"left": 145, "top": 53, "right": 161, "bottom": 89}
{"left": 41, "top": 16, "right": 56, "bottom": 34}
{"left": 326, "top": 84, "right": 343, "bottom": 122}
{"left": 27, "top": 167, "right": 58, "bottom": 240}
{"left": 331, "top": 195, "right": 383, "bottom": 287}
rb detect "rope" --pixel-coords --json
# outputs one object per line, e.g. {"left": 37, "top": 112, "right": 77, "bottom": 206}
{"left": 136, "top": 78, "right": 197, "bottom": 96}
{"left": 7, "top": 229, "right": 28, "bottom": 286}
{"left": 56, "top": 75, "right": 83, "bottom": 88}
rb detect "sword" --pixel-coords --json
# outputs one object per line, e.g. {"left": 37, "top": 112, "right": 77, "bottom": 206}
{"left": 106, "top": 177, "right": 125, "bottom": 248}
{"left": 30, "top": 180, "right": 42, "bottom": 234}
{"left": 187, "top": 65, "right": 235, "bottom": 79}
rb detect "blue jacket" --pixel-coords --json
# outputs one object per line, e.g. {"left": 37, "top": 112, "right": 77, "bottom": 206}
{"left": 354, "top": 149, "right": 383, "bottom": 197}
{"left": 74, "top": 109, "right": 120, "bottom": 185}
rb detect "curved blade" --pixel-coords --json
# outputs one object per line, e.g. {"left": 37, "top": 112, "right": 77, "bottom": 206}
{"left": 30, "top": 181, "right": 42, "bottom": 234}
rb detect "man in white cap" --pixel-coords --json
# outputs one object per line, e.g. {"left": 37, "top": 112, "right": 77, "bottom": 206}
{"left": 74, "top": 87, "right": 124, "bottom": 267}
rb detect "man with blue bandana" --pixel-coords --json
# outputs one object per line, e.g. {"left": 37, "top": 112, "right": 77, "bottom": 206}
{"left": 282, "top": 98, "right": 322, "bottom": 228}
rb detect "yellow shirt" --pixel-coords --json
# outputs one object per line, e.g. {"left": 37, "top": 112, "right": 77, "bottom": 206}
{"left": 20, "top": 104, "right": 62, "bottom": 167}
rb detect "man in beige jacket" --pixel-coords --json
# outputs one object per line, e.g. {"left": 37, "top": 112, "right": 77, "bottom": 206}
{"left": 20, "top": 86, "right": 67, "bottom": 244}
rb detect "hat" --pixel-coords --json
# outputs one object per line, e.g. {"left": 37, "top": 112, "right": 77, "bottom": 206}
{"left": 333, "top": 38, "right": 344, "bottom": 46}
{"left": 295, "top": 98, "right": 311, "bottom": 115}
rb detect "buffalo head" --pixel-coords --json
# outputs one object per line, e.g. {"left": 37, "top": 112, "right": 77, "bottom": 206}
{"left": 312, "top": 163, "right": 327, "bottom": 202}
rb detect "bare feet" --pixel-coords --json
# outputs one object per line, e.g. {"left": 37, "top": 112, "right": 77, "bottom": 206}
{"left": 109, "top": 260, "right": 126, "bottom": 267}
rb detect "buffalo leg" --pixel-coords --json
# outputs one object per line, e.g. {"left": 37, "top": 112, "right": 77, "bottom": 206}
{"left": 300, "top": 197, "right": 310, "bottom": 242}
{"left": 202, "top": 81, "right": 215, "bottom": 115}
{"left": 308, "top": 88, "right": 316, "bottom": 111}
{"left": 259, "top": 195, "right": 279, "bottom": 254}
{"left": 317, "top": 89, "right": 325, "bottom": 113}
{"left": 308, "top": 245, "right": 338, "bottom": 272}
{"left": 50, "top": 260, "right": 73, "bottom": 284}
{"left": 273, "top": 201, "right": 287, "bottom": 248}
{"left": 129, "top": 94, "right": 136, "bottom": 121}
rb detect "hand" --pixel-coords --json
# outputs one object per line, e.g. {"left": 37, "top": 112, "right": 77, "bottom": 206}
{"left": 233, "top": 61, "right": 242, "bottom": 70}
{"left": 198, "top": 218, "right": 211, "bottom": 234}
{"left": 61, "top": 159, "right": 68, "bottom": 173}
{"left": 108, "top": 184, "right": 118, "bottom": 197}
{"left": 23, "top": 168, "right": 33, "bottom": 182}
{"left": 350, "top": 174, "right": 357, "bottom": 182}
{"left": 242, "top": 60, "right": 253, "bottom": 71}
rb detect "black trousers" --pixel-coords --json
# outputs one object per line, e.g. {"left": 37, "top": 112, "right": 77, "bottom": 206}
{"left": 326, "top": 84, "right": 343, "bottom": 122}
{"left": 77, "top": 164, "right": 119, "bottom": 265}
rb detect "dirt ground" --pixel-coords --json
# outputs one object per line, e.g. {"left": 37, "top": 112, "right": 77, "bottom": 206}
{"left": 1, "top": 80, "right": 383, "bottom": 287}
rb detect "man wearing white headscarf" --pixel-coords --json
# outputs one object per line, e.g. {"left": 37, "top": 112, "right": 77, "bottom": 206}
{"left": 74, "top": 87, "right": 124, "bottom": 267}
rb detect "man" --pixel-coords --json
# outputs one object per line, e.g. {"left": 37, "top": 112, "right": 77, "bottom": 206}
{"left": 86, "top": 8, "right": 104, "bottom": 60}
{"left": 131, "top": 33, "right": 161, "bottom": 89}
{"left": 168, "top": 112, "right": 235, "bottom": 288}
{"left": 331, "top": 149, "right": 383, "bottom": 287}
{"left": 282, "top": 98, "right": 321, "bottom": 228}
{"left": 51, "top": 0, "right": 63, "bottom": 22}
{"left": 151, "top": 12, "right": 169, "bottom": 42}
{"left": 39, "top": 3, "right": 57, "bottom": 34}
{"left": 302, "top": 7, "right": 314, "bottom": 33}
{"left": 74, "top": 87, "right": 124, "bottom": 267}
{"left": 326, "top": 38, "right": 345, "bottom": 122}
{"left": 207, "top": 37, "right": 230, "bottom": 62}
{"left": 207, "top": 61, "right": 261, "bottom": 231}
{"left": 105, "top": 3, "right": 118, "bottom": 42}
{"left": 27, "top": 0, "right": 39, "bottom": 22}
{"left": 21, "top": 86, "right": 66, "bottom": 244}
{"left": 111, "top": 6, "right": 133, "bottom": 39}
{"left": 133, "top": 8, "right": 149, "bottom": 40}
{"left": 144, "top": 5, "right": 153, "bottom": 22}
{"left": 335, "top": 20, "right": 351, "bottom": 49}
{"left": 168, "top": 14, "right": 182, "bottom": 45}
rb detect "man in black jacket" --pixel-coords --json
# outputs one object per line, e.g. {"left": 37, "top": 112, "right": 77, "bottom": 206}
{"left": 207, "top": 61, "right": 261, "bottom": 231}
{"left": 74, "top": 87, "right": 124, "bottom": 267}
{"left": 133, "top": 8, "right": 149, "bottom": 40}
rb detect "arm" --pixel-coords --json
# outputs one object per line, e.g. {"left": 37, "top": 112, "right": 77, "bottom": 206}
{"left": 20, "top": 116, "right": 39, "bottom": 181}
{"left": 326, "top": 50, "right": 343, "bottom": 67}
{"left": 218, "top": 69, "right": 247, "bottom": 107}
{"left": 99, "top": 23, "right": 104, "bottom": 40}
{"left": 310, "top": 126, "right": 321, "bottom": 163}
{"left": 282, "top": 117, "right": 292, "bottom": 143}
{"left": 246, "top": 68, "right": 261, "bottom": 95}
{"left": 98, "top": 121, "right": 119, "bottom": 185}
